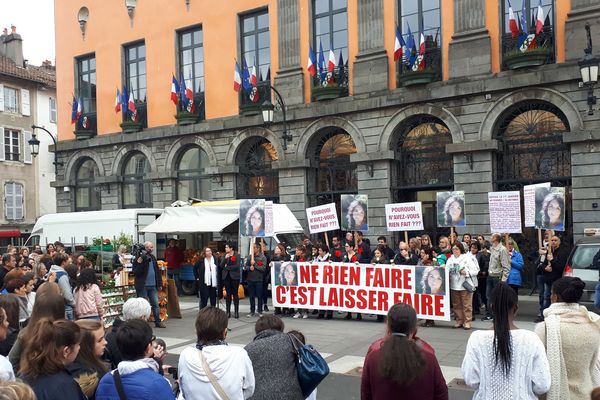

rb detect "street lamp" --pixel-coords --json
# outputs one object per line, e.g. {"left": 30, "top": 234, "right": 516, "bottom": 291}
{"left": 29, "top": 125, "right": 63, "bottom": 175}
{"left": 578, "top": 23, "right": 600, "bottom": 115}
{"left": 260, "top": 85, "right": 293, "bottom": 151}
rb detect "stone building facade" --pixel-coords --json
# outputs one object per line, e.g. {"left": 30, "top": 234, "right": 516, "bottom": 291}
{"left": 53, "top": 0, "right": 600, "bottom": 247}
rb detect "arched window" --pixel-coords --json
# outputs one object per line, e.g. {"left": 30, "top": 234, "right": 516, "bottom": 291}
{"left": 392, "top": 116, "right": 453, "bottom": 236}
{"left": 122, "top": 152, "right": 152, "bottom": 208}
{"left": 177, "top": 146, "right": 210, "bottom": 201}
{"left": 236, "top": 137, "right": 279, "bottom": 201}
{"left": 74, "top": 158, "right": 100, "bottom": 211}
{"left": 494, "top": 101, "right": 570, "bottom": 188}
{"left": 307, "top": 129, "right": 357, "bottom": 206}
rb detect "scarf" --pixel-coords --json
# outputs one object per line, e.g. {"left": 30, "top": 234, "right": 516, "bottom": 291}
{"left": 204, "top": 257, "right": 217, "bottom": 287}
{"left": 543, "top": 303, "right": 600, "bottom": 400}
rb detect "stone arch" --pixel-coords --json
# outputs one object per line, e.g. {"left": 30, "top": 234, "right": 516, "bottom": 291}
{"left": 225, "top": 126, "right": 283, "bottom": 165}
{"left": 378, "top": 104, "right": 464, "bottom": 152}
{"left": 111, "top": 142, "right": 157, "bottom": 176}
{"left": 479, "top": 87, "right": 583, "bottom": 141}
{"left": 296, "top": 116, "right": 367, "bottom": 158}
{"left": 164, "top": 135, "right": 218, "bottom": 172}
{"left": 64, "top": 150, "right": 106, "bottom": 183}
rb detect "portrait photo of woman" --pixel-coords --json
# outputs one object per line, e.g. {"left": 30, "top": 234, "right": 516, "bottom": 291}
{"left": 418, "top": 266, "right": 446, "bottom": 296}
{"left": 240, "top": 199, "right": 266, "bottom": 237}
{"left": 536, "top": 187, "right": 566, "bottom": 231}
{"left": 341, "top": 194, "right": 369, "bottom": 231}
{"left": 275, "top": 262, "right": 298, "bottom": 286}
{"left": 437, "top": 191, "right": 466, "bottom": 227}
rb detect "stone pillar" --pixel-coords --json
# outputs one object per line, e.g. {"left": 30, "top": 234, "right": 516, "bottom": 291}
{"left": 274, "top": 0, "right": 304, "bottom": 105}
{"left": 565, "top": 0, "right": 600, "bottom": 61}
{"left": 448, "top": 0, "right": 492, "bottom": 78}
{"left": 352, "top": 0, "right": 389, "bottom": 95}
{"left": 274, "top": 160, "right": 309, "bottom": 233}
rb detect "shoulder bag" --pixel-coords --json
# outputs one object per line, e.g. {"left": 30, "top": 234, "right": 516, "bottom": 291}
{"left": 288, "top": 333, "right": 330, "bottom": 397}
{"left": 113, "top": 369, "right": 128, "bottom": 400}
{"left": 197, "top": 349, "right": 230, "bottom": 400}
{"left": 461, "top": 260, "right": 476, "bottom": 293}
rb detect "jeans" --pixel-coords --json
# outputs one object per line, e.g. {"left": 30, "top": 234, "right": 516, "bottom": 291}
{"left": 485, "top": 276, "right": 501, "bottom": 317}
{"left": 247, "top": 280, "right": 263, "bottom": 314}
{"left": 537, "top": 275, "right": 546, "bottom": 316}
{"left": 65, "top": 304, "right": 74, "bottom": 321}
{"left": 137, "top": 286, "right": 162, "bottom": 326}
{"left": 199, "top": 283, "right": 217, "bottom": 309}
{"left": 223, "top": 276, "right": 240, "bottom": 314}
{"left": 595, "top": 281, "right": 600, "bottom": 310}
{"left": 167, "top": 270, "right": 182, "bottom": 296}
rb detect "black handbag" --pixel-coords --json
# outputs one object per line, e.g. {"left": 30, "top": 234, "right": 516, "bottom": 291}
{"left": 288, "top": 333, "right": 330, "bottom": 397}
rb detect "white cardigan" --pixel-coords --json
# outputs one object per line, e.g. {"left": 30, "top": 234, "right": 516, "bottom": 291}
{"left": 461, "top": 329, "right": 551, "bottom": 400}
{"left": 447, "top": 254, "right": 479, "bottom": 291}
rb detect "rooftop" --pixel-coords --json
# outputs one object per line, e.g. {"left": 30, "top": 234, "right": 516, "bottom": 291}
{"left": 0, "top": 54, "right": 56, "bottom": 88}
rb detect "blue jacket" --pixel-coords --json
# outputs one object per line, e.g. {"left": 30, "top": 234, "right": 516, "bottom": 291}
{"left": 507, "top": 250, "right": 524, "bottom": 286}
{"left": 96, "top": 361, "right": 175, "bottom": 400}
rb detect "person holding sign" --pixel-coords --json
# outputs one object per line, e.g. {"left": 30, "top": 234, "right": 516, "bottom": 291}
{"left": 482, "top": 234, "right": 511, "bottom": 322}
{"left": 361, "top": 303, "right": 448, "bottom": 400}
{"left": 447, "top": 242, "right": 479, "bottom": 330}
{"left": 245, "top": 243, "right": 267, "bottom": 318}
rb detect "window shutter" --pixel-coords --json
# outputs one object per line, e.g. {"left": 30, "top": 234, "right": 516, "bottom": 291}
{"left": 0, "top": 127, "right": 5, "bottom": 161}
{"left": 23, "top": 131, "right": 32, "bottom": 164}
{"left": 0, "top": 84, "right": 4, "bottom": 112}
{"left": 15, "top": 183, "right": 23, "bottom": 220}
{"left": 4, "top": 183, "right": 12, "bottom": 220}
{"left": 21, "top": 89, "right": 30, "bottom": 116}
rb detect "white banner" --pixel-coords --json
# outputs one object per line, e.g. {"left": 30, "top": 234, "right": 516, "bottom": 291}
{"left": 524, "top": 182, "right": 550, "bottom": 227}
{"left": 488, "top": 191, "right": 522, "bottom": 233}
{"left": 272, "top": 262, "right": 451, "bottom": 320}
{"left": 385, "top": 202, "right": 424, "bottom": 231}
{"left": 306, "top": 203, "right": 340, "bottom": 234}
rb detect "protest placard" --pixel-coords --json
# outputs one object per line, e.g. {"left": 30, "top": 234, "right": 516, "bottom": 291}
{"left": 306, "top": 203, "right": 340, "bottom": 234}
{"left": 240, "top": 199, "right": 266, "bottom": 237}
{"left": 436, "top": 191, "right": 466, "bottom": 227}
{"left": 535, "top": 186, "right": 566, "bottom": 231}
{"left": 385, "top": 202, "right": 424, "bottom": 231}
{"left": 340, "top": 194, "right": 368, "bottom": 231}
{"left": 524, "top": 182, "right": 550, "bottom": 227}
{"left": 272, "top": 262, "right": 451, "bottom": 320}
{"left": 488, "top": 191, "right": 522, "bottom": 233}
{"left": 264, "top": 201, "right": 274, "bottom": 237}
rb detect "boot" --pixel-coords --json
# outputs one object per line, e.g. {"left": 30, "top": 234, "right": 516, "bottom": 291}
{"left": 234, "top": 302, "right": 240, "bottom": 319}
{"left": 226, "top": 299, "right": 232, "bottom": 318}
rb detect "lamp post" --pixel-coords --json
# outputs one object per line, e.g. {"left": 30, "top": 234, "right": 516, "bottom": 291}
{"left": 29, "top": 125, "right": 63, "bottom": 175}
{"left": 578, "top": 23, "right": 600, "bottom": 116}
{"left": 260, "top": 85, "right": 293, "bottom": 151}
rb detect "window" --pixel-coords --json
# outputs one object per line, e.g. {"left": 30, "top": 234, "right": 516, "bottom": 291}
{"left": 177, "top": 147, "right": 210, "bottom": 201}
{"left": 399, "top": 0, "right": 440, "bottom": 40}
{"left": 240, "top": 11, "right": 270, "bottom": 106}
{"left": 49, "top": 97, "right": 57, "bottom": 123}
{"left": 179, "top": 28, "right": 205, "bottom": 94}
{"left": 76, "top": 55, "right": 96, "bottom": 113}
{"left": 122, "top": 152, "right": 152, "bottom": 208}
{"left": 4, "top": 182, "right": 24, "bottom": 220}
{"left": 125, "top": 42, "right": 147, "bottom": 103}
{"left": 3, "top": 87, "right": 18, "bottom": 113}
{"left": 3, "top": 129, "right": 20, "bottom": 162}
{"left": 75, "top": 158, "right": 100, "bottom": 211}
{"left": 313, "top": 0, "right": 348, "bottom": 66}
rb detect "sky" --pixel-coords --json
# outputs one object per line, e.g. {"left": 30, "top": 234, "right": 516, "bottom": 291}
{"left": 0, "top": 0, "right": 55, "bottom": 65}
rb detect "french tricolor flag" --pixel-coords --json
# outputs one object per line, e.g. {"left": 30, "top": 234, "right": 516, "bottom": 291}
{"left": 128, "top": 91, "right": 136, "bottom": 113}
{"left": 327, "top": 45, "right": 336, "bottom": 72}
{"left": 419, "top": 32, "right": 425, "bottom": 55}
{"left": 233, "top": 62, "right": 242, "bottom": 92}
{"left": 250, "top": 65, "right": 258, "bottom": 86}
{"left": 307, "top": 46, "right": 316, "bottom": 77}
{"left": 76, "top": 97, "right": 83, "bottom": 121}
{"left": 508, "top": 0, "right": 518, "bottom": 38}
{"left": 394, "top": 26, "right": 404, "bottom": 62}
{"left": 535, "top": 0, "right": 544, "bottom": 34}
{"left": 171, "top": 75, "right": 180, "bottom": 105}
{"left": 115, "top": 89, "right": 121, "bottom": 113}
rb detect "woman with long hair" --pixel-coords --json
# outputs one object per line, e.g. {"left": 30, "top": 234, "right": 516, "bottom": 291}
{"left": 0, "top": 306, "right": 15, "bottom": 380}
{"left": 74, "top": 268, "right": 104, "bottom": 320}
{"left": 447, "top": 242, "right": 479, "bottom": 330}
{"left": 535, "top": 277, "right": 600, "bottom": 400}
{"left": 540, "top": 191, "right": 565, "bottom": 230}
{"left": 68, "top": 319, "right": 108, "bottom": 399}
{"left": 0, "top": 295, "right": 20, "bottom": 356}
{"left": 462, "top": 282, "right": 550, "bottom": 399}
{"left": 20, "top": 318, "right": 86, "bottom": 400}
{"left": 194, "top": 247, "right": 219, "bottom": 309}
{"left": 361, "top": 303, "right": 447, "bottom": 399}
{"left": 245, "top": 204, "right": 265, "bottom": 236}
{"left": 346, "top": 198, "right": 368, "bottom": 231}
{"left": 442, "top": 195, "right": 465, "bottom": 227}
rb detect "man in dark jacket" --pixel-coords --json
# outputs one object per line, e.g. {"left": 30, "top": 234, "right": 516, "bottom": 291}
{"left": 330, "top": 235, "right": 345, "bottom": 262}
{"left": 220, "top": 241, "right": 241, "bottom": 318}
{"left": 355, "top": 232, "right": 371, "bottom": 263}
{"left": 0, "top": 254, "right": 16, "bottom": 289}
{"left": 132, "top": 241, "right": 165, "bottom": 328}
{"left": 245, "top": 243, "right": 267, "bottom": 317}
{"left": 539, "top": 235, "right": 570, "bottom": 313}
{"left": 245, "top": 316, "right": 304, "bottom": 400}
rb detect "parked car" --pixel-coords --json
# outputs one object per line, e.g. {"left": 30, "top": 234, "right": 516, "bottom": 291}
{"left": 563, "top": 235, "right": 600, "bottom": 305}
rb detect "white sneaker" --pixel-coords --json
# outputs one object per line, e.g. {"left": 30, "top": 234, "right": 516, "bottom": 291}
{"left": 293, "top": 312, "right": 301, "bottom": 319}
{"left": 302, "top": 313, "right": 309, "bottom": 319}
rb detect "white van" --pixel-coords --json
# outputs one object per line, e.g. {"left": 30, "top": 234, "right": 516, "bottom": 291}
{"left": 26, "top": 208, "right": 164, "bottom": 250}
{"left": 141, "top": 200, "right": 305, "bottom": 257}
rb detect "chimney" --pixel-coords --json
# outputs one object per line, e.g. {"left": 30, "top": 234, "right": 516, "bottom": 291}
{"left": 3, "top": 25, "right": 24, "bottom": 67}
{"left": 0, "top": 28, "right": 7, "bottom": 56}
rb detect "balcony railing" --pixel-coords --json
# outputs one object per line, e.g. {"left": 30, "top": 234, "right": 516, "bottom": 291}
{"left": 177, "top": 92, "right": 206, "bottom": 121}
{"left": 239, "top": 81, "right": 271, "bottom": 116}
{"left": 396, "top": 37, "right": 442, "bottom": 87}
{"left": 501, "top": 25, "right": 555, "bottom": 70}
{"left": 74, "top": 111, "right": 97, "bottom": 139}
{"left": 311, "top": 64, "right": 349, "bottom": 101}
